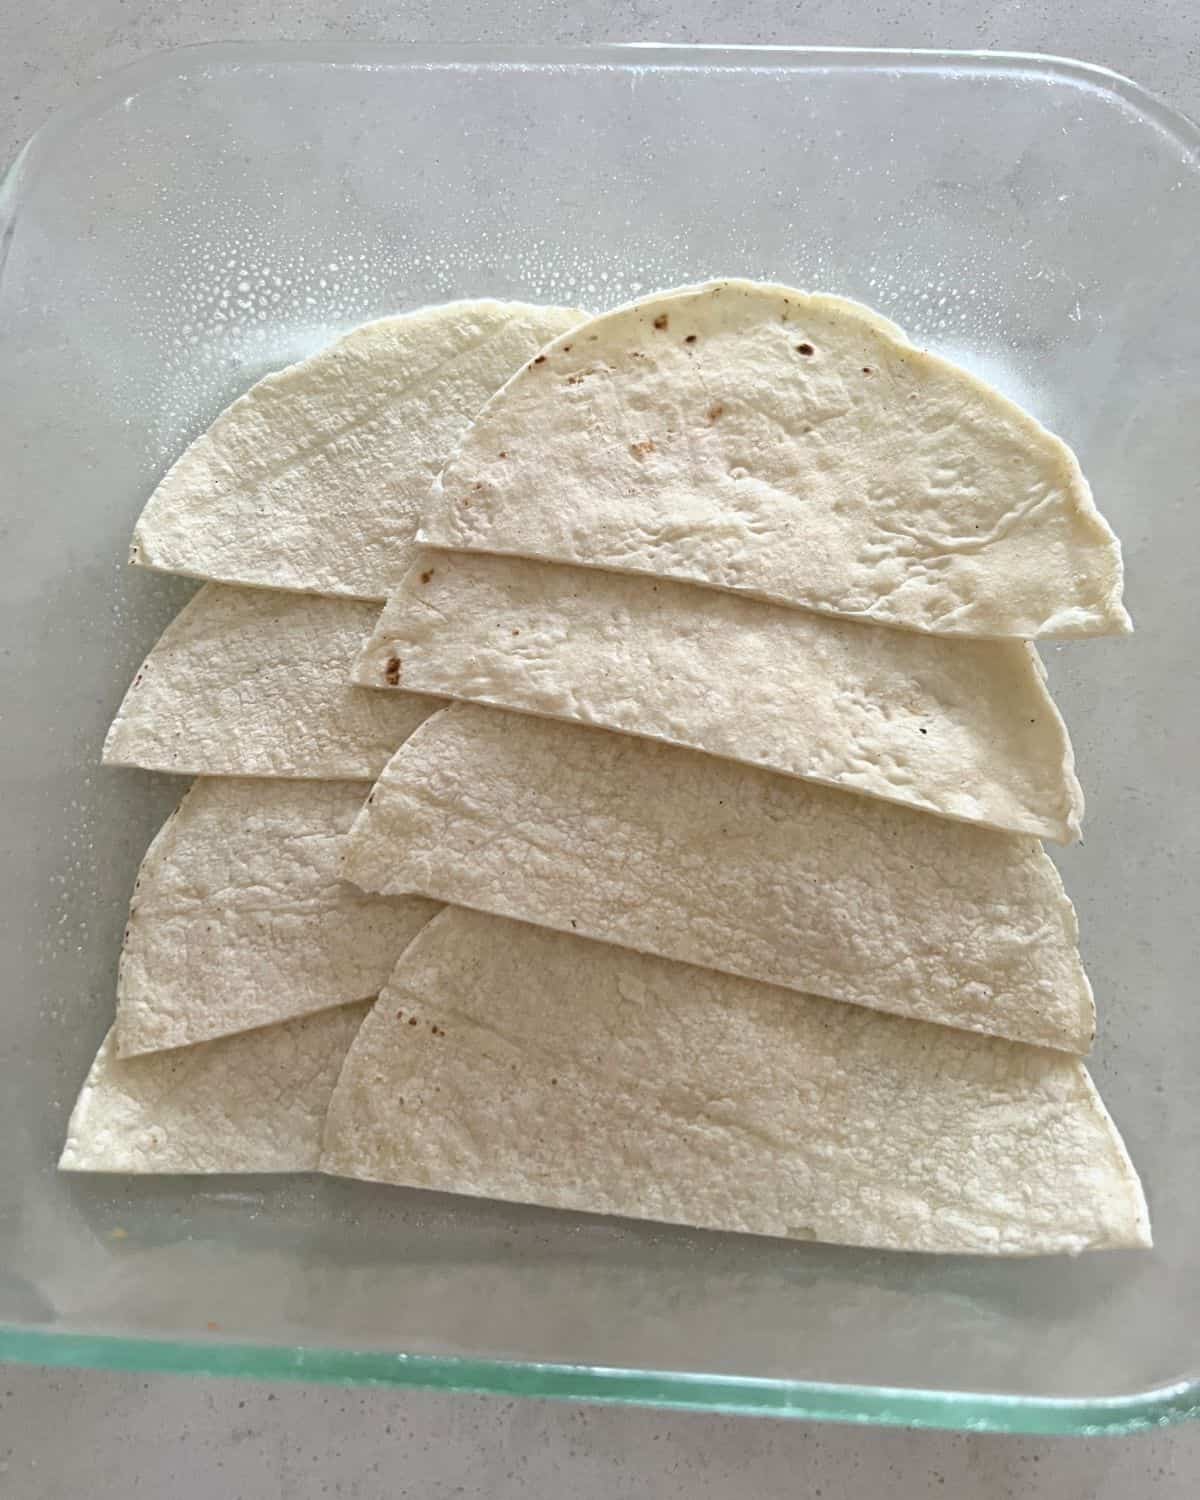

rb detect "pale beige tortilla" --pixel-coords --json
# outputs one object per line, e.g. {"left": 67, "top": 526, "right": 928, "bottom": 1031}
{"left": 357, "top": 550, "right": 1083, "bottom": 842}
{"left": 118, "top": 778, "right": 439, "bottom": 1056}
{"left": 104, "top": 583, "right": 438, "bottom": 780}
{"left": 61, "top": 1003, "right": 369, "bottom": 1173}
{"left": 130, "top": 301, "right": 586, "bottom": 599}
{"left": 421, "top": 280, "right": 1130, "bottom": 638}
{"left": 322, "top": 910, "right": 1148, "bottom": 1255}
{"left": 342, "top": 705, "right": 1094, "bottom": 1052}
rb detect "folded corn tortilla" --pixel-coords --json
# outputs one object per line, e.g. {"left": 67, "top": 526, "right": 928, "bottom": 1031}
{"left": 342, "top": 705, "right": 1094, "bottom": 1052}
{"left": 322, "top": 909, "right": 1149, "bottom": 1255}
{"left": 421, "top": 280, "right": 1130, "bottom": 638}
{"left": 104, "top": 583, "right": 438, "bottom": 780}
{"left": 61, "top": 1003, "right": 369, "bottom": 1173}
{"left": 118, "top": 778, "right": 439, "bottom": 1056}
{"left": 357, "top": 550, "right": 1083, "bottom": 841}
{"left": 130, "top": 300, "right": 586, "bottom": 599}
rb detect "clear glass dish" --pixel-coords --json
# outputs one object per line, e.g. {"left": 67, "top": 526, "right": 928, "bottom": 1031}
{"left": 0, "top": 44, "right": 1197, "bottom": 1434}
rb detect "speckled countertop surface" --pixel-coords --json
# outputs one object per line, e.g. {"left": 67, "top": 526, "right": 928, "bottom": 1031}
{"left": 2, "top": 3, "right": 1198, "bottom": 1494}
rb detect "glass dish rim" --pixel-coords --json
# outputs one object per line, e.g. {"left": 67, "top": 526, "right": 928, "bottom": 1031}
{"left": 1, "top": 41, "right": 1197, "bottom": 1431}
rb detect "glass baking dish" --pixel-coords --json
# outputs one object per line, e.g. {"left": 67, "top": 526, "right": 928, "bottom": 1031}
{"left": 0, "top": 44, "right": 1197, "bottom": 1434}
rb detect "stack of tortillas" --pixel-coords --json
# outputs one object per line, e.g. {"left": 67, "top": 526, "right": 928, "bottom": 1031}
{"left": 62, "top": 280, "right": 1151, "bottom": 1257}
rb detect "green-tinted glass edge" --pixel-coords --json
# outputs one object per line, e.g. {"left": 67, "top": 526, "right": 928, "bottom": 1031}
{"left": 2, "top": 42, "right": 1198, "bottom": 1430}
{"left": 2, "top": 1326, "right": 1199, "bottom": 1434}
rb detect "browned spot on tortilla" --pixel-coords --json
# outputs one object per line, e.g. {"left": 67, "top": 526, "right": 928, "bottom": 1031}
{"left": 684, "top": 334, "right": 697, "bottom": 344}
{"left": 796, "top": 342, "right": 814, "bottom": 356}
{"left": 565, "top": 372, "right": 586, "bottom": 385}
{"left": 532, "top": 354, "right": 547, "bottom": 365}
{"left": 862, "top": 366, "right": 873, "bottom": 375}
{"left": 706, "top": 401, "right": 725, "bottom": 424}
{"left": 498, "top": 450, "right": 507, "bottom": 458}
{"left": 630, "top": 439, "right": 656, "bottom": 460}
{"left": 419, "top": 569, "right": 434, "bottom": 584}
{"left": 562, "top": 344, "right": 572, "bottom": 352}
{"left": 384, "top": 656, "right": 402, "bottom": 687}
{"left": 653, "top": 313, "right": 669, "bottom": 331}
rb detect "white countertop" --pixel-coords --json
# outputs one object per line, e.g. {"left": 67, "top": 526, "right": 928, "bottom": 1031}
{"left": 2, "top": 3, "right": 1198, "bottom": 1494}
